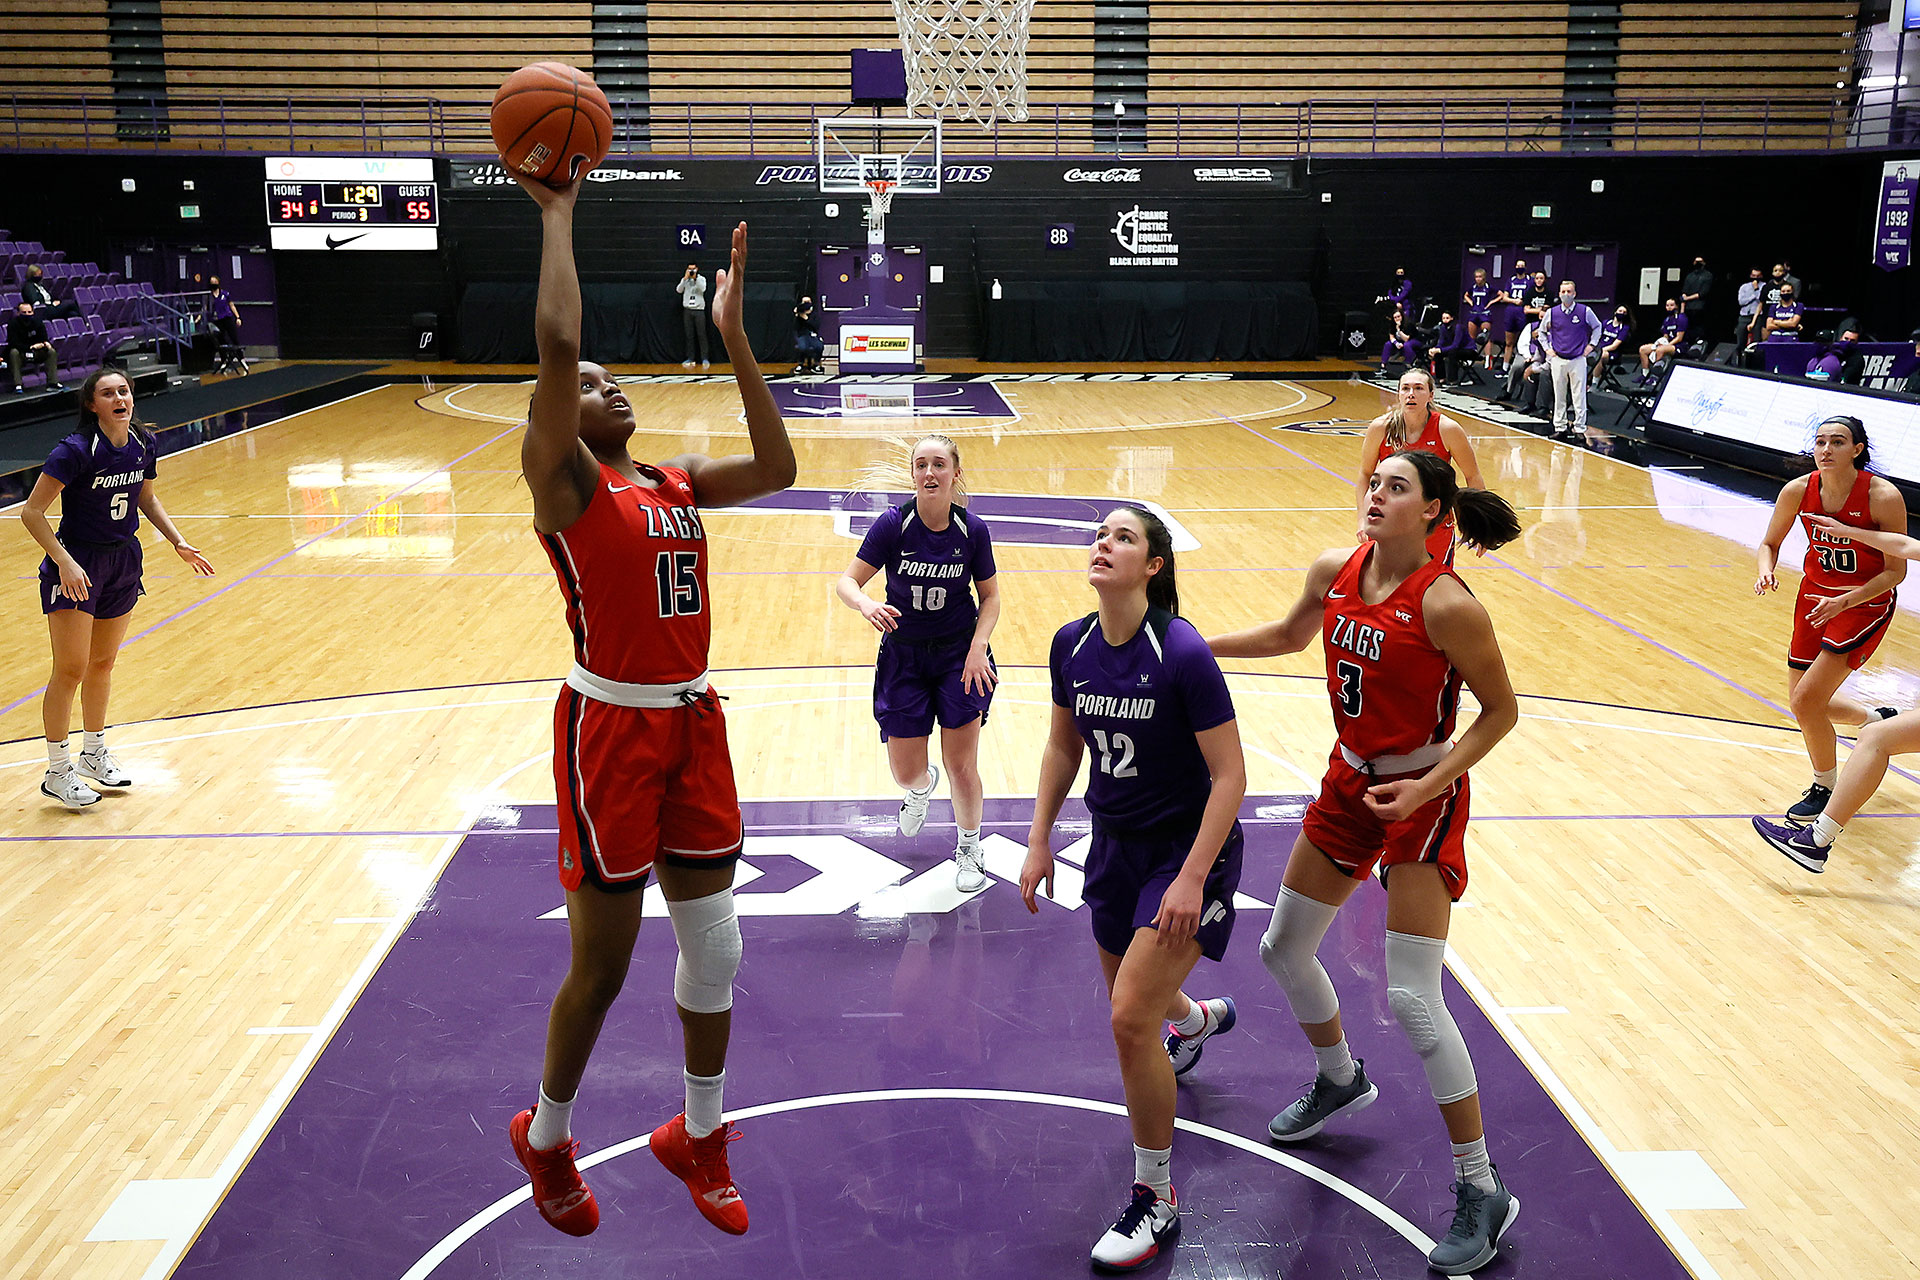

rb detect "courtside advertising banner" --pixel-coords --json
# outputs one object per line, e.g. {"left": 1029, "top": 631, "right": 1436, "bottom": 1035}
{"left": 837, "top": 323, "right": 918, "bottom": 368}
{"left": 1655, "top": 362, "right": 1920, "bottom": 485}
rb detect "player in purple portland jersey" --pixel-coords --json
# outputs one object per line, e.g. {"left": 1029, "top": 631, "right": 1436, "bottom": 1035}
{"left": 836, "top": 434, "right": 1001, "bottom": 892}
{"left": 1019, "top": 505, "right": 1246, "bottom": 1272}
{"left": 1462, "top": 268, "right": 1495, "bottom": 363}
{"left": 20, "top": 368, "right": 214, "bottom": 809}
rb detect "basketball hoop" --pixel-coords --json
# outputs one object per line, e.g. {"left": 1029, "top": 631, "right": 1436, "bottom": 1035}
{"left": 891, "top": 0, "right": 1035, "bottom": 123}
{"left": 865, "top": 179, "right": 897, "bottom": 240}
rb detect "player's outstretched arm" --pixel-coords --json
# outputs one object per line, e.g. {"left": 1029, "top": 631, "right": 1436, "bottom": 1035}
{"left": 669, "top": 222, "right": 798, "bottom": 509}
{"left": 1208, "top": 547, "right": 1348, "bottom": 658}
{"left": 515, "top": 173, "right": 598, "bottom": 534}
{"left": 1806, "top": 513, "right": 1920, "bottom": 560}
{"left": 1021, "top": 703, "right": 1085, "bottom": 913}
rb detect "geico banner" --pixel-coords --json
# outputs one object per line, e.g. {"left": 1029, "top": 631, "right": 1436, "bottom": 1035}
{"left": 447, "top": 156, "right": 1295, "bottom": 196}
{"left": 1654, "top": 361, "right": 1920, "bottom": 485}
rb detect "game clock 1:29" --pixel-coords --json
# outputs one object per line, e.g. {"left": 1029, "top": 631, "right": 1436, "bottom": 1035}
{"left": 265, "top": 181, "right": 438, "bottom": 226}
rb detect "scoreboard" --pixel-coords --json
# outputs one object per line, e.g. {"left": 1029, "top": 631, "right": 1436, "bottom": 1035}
{"left": 264, "top": 157, "right": 439, "bottom": 251}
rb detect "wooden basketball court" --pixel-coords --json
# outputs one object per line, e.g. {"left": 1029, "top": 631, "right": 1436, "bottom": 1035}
{"left": 3, "top": 364, "right": 1917, "bottom": 1280}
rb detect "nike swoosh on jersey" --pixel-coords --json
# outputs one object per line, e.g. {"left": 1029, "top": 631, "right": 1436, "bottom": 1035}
{"left": 1326, "top": 590, "right": 1347, "bottom": 598}
{"left": 608, "top": 483, "right": 634, "bottom": 493}
{"left": 1073, "top": 679, "right": 1090, "bottom": 687}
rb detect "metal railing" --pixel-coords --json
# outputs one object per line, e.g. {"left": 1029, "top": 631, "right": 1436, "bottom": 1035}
{"left": 1, "top": 91, "right": 1904, "bottom": 157}
{"left": 136, "top": 290, "right": 210, "bottom": 366}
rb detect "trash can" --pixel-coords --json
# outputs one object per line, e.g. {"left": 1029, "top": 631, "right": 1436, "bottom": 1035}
{"left": 1338, "top": 309, "right": 1373, "bottom": 360}
{"left": 411, "top": 311, "right": 439, "bottom": 360}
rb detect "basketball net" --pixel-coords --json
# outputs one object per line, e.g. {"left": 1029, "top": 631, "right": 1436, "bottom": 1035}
{"left": 891, "top": 0, "right": 1034, "bottom": 123}
{"left": 865, "top": 179, "right": 897, "bottom": 243}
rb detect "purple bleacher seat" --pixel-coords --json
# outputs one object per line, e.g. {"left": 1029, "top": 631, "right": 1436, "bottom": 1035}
{"left": 85, "top": 313, "right": 104, "bottom": 334}
{"left": 75, "top": 286, "right": 98, "bottom": 309}
{"left": 104, "top": 272, "right": 121, "bottom": 286}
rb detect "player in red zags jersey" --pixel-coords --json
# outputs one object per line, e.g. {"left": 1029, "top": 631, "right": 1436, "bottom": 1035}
{"left": 1753, "top": 505, "right": 1920, "bottom": 873}
{"left": 1754, "top": 416, "right": 1906, "bottom": 826}
{"left": 506, "top": 169, "right": 796, "bottom": 1241}
{"left": 1207, "top": 450, "right": 1524, "bottom": 1275}
{"left": 1355, "top": 368, "right": 1484, "bottom": 564}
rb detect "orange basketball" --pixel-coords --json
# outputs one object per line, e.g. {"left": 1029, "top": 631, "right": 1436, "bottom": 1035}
{"left": 490, "top": 62, "right": 613, "bottom": 187}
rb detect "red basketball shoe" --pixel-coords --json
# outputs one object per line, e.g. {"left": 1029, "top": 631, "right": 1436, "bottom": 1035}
{"left": 509, "top": 1108, "right": 599, "bottom": 1236}
{"left": 650, "top": 1112, "right": 749, "bottom": 1235}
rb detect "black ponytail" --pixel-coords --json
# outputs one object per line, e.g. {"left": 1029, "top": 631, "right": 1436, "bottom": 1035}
{"left": 1389, "top": 447, "right": 1522, "bottom": 553}
{"left": 1113, "top": 503, "right": 1180, "bottom": 616}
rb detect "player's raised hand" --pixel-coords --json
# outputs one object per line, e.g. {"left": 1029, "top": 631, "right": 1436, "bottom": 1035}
{"left": 512, "top": 170, "right": 583, "bottom": 212}
{"left": 712, "top": 222, "right": 749, "bottom": 337}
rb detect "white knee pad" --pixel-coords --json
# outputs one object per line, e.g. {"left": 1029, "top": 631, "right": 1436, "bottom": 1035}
{"left": 667, "top": 889, "right": 742, "bottom": 1014}
{"left": 1385, "top": 930, "right": 1478, "bottom": 1105}
{"left": 1257, "top": 887, "right": 1341, "bottom": 1026}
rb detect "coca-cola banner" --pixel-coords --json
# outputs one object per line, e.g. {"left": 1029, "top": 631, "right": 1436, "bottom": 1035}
{"left": 447, "top": 157, "right": 1297, "bottom": 196}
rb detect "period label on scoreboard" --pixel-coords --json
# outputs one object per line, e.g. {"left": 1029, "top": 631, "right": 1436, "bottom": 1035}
{"left": 264, "top": 157, "right": 440, "bottom": 251}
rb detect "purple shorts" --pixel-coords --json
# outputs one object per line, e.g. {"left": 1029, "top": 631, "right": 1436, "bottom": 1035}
{"left": 40, "top": 538, "right": 144, "bottom": 618}
{"left": 873, "top": 632, "right": 994, "bottom": 741}
{"left": 1081, "top": 816, "right": 1243, "bottom": 962}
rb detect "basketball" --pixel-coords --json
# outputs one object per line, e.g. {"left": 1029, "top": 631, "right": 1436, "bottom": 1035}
{"left": 490, "top": 61, "right": 613, "bottom": 187}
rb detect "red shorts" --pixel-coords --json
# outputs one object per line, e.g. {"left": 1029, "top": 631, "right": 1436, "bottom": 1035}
{"left": 1301, "top": 748, "right": 1471, "bottom": 900}
{"left": 552, "top": 685, "right": 743, "bottom": 893}
{"left": 1787, "top": 587, "right": 1894, "bottom": 672}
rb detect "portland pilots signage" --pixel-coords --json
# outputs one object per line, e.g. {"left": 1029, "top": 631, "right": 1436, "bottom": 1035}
{"left": 447, "top": 156, "right": 1296, "bottom": 197}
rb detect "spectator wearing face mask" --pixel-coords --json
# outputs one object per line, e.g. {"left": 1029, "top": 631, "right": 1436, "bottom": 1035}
{"left": 1379, "top": 307, "right": 1419, "bottom": 372}
{"left": 1748, "top": 264, "right": 1789, "bottom": 345}
{"left": 1758, "top": 284, "right": 1803, "bottom": 344}
{"left": 1376, "top": 267, "right": 1413, "bottom": 312}
{"left": 1592, "top": 305, "right": 1634, "bottom": 387}
{"left": 1638, "top": 299, "right": 1689, "bottom": 383}
{"left": 1680, "top": 257, "right": 1712, "bottom": 329}
{"left": 1537, "top": 281, "right": 1603, "bottom": 440}
{"left": 1426, "top": 309, "right": 1475, "bottom": 385}
{"left": 1734, "top": 267, "right": 1765, "bottom": 344}
{"left": 1806, "top": 326, "right": 1866, "bottom": 385}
